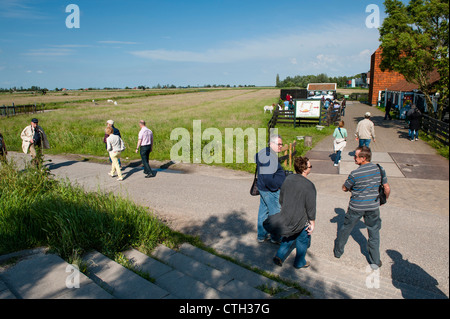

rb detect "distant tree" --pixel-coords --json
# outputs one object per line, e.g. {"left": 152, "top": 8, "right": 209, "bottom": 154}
{"left": 379, "top": 0, "right": 449, "bottom": 119}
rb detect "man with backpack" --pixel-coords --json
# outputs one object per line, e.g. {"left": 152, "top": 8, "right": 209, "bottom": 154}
{"left": 20, "top": 118, "right": 50, "bottom": 168}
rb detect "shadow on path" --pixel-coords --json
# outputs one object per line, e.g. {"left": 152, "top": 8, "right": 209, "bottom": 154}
{"left": 387, "top": 249, "right": 446, "bottom": 298}
{"left": 179, "top": 210, "right": 352, "bottom": 299}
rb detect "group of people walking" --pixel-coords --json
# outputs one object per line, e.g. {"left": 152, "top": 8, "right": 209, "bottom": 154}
{"left": 331, "top": 111, "right": 376, "bottom": 167}
{"left": 1, "top": 118, "right": 157, "bottom": 181}
{"left": 102, "top": 119, "right": 156, "bottom": 181}
{"left": 255, "top": 132, "right": 391, "bottom": 270}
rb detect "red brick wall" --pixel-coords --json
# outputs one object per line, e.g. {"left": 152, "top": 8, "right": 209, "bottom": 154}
{"left": 368, "top": 47, "right": 405, "bottom": 106}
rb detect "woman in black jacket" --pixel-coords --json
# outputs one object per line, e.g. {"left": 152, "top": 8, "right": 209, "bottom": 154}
{"left": 407, "top": 105, "right": 422, "bottom": 141}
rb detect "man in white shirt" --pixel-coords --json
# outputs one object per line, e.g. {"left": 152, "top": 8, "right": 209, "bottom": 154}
{"left": 135, "top": 120, "right": 156, "bottom": 178}
{"left": 355, "top": 112, "right": 376, "bottom": 147}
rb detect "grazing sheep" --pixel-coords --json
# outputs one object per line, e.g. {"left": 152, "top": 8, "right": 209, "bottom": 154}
{"left": 107, "top": 99, "right": 113, "bottom": 103}
{"left": 113, "top": 101, "right": 118, "bottom": 105}
{"left": 264, "top": 105, "right": 274, "bottom": 113}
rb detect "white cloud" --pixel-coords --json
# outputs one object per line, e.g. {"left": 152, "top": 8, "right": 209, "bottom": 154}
{"left": 359, "top": 49, "right": 371, "bottom": 57}
{"left": 0, "top": 0, "right": 47, "bottom": 19}
{"left": 22, "top": 48, "right": 73, "bottom": 56}
{"left": 98, "top": 41, "right": 139, "bottom": 45}
{"left": 50, "top": 44, "right": 93, "bottom": 48}
{"left": 129, "top": 23, "right": 379, "bottom": 72}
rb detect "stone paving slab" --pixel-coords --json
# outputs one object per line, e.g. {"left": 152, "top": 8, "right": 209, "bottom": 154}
{"left": 151, "top": 244, "right": 272, "bottom": 299}
{"left": 390, "top": 153, "right": 449, "bottom": 180}
{"left": 83, "top": 251, "right": 170, "bottom": 299}
{"left": 179, "top": 243, "right": 289, "bottom": 291}
{"left": 154, "top": 269, "right": 231, "bottom": 299}
{"left": 0, "top": 252, "right": 112, "bottom": 299}
{"left": 123, "top": 248, "right": 173, "bottom": 279}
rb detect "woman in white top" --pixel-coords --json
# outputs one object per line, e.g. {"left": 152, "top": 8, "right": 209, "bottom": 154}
{"left": 332, "top": 121, "right": 347, "bottom": 167}
{"left": 106, "top": 126, "right": 125, "bottom": 181}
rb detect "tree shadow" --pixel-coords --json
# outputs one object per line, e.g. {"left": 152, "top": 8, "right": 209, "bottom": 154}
{"left": 179, "top": 209, "right": 351, "bottom": 299}
{"left": 386, "top": 249, "right": 447, "bottom": 298}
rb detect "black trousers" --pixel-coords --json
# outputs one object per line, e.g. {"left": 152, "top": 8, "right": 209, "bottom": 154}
{"left": 140, "top": 145, "right": 154, "bottom": 175}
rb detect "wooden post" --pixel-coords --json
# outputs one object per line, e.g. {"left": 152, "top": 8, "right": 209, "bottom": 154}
{"left": 289, "top": 142, "right": 292, "bottom": 169}
{"left": 304, "top": 136, "right": 312, "bottom": 147}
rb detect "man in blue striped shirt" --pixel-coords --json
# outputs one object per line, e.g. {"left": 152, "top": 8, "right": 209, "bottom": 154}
{"left": 333, "top": 146, "right": 390, "bottom": 268}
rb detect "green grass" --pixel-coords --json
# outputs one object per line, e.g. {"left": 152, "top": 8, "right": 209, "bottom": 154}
{"left": 1, "top": 88, "right": 334, "bottom": 172}
{"left": 0, "top": 160, "right": 195, "bottom": 262}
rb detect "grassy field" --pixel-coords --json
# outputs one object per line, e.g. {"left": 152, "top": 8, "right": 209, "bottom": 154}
{"left": 0, "top": 88, "right": 335, "bottom": 172}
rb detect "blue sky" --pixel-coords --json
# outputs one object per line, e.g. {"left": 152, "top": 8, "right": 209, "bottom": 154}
{"left": 0, "top": 0, "right": 387, "bottom": 89}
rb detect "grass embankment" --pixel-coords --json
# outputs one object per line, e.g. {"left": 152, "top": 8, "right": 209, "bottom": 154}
{"left": 0, "top": 161, "right": 194, "bottom": 263}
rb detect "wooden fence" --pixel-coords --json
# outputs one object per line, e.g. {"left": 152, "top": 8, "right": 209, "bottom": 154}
{"left": 268, "top": 107, "right": 341, "bottom": 132}
{"left": 0, "top": 103, "right": 44, "bottom": 117}
{"left": 278, "top": 140, "right": 297, "bottom": 170}
{"left": 421, "top": 114, "right": 449, "bottom": 146}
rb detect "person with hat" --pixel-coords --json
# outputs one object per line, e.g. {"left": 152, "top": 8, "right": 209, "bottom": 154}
{"left": 20, "top": 118, "right": 50, "bottom": 168}
{"left": 103, "top": 120, "right": 122, "bottom": 169}
{"left": 355, "top": 112, "right": 376, "bottom": 147}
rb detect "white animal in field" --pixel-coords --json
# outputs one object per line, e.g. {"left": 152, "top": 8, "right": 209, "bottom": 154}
{"left": 113, "top": 101, "right": 118, "bottom": 105}
{"left": 107, "top": 99, "right": 113, "bottom": 103}
{"left": 264, "top": 105, "right": 274, "bottom": 113}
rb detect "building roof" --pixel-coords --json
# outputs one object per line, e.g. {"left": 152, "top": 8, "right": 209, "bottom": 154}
{"left": 307, "top": 83, "right": 337, "bottom": 91}
{"left": 387, "top": 69, "right": 441, "bottom": 92}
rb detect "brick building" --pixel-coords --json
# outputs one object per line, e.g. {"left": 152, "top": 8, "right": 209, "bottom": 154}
{"left": 368, "top": 47, "right": 406, "bottom": 106}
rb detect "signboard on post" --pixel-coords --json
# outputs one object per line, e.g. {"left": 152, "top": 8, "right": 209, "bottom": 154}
{"left": 294, "top": 99, "right": 323, "bottom": 127}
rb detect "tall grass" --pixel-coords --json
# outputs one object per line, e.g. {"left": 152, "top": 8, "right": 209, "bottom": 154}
{"left": 0, "top": 161, "right": 182, "bottom": 261}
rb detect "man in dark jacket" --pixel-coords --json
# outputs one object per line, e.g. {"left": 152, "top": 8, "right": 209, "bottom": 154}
{"left": 255, "top": 134, "right": 286, "bottom": 243}
{"left": 407, "top": 104, "right": 421, "bottom": 141}
{"left": 384, "top": 98, "right": 393, "bottom": 120}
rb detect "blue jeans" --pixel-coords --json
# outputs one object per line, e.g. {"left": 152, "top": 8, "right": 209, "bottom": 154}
{"left": 358, "top": 139, "right": 371, "bottom": 147}
{"left": 257, "top": 190, "right": 281, "bottom": 241}
{"left": 409, "top": 129, "right": 419, "bottom": 140}
{"left": 275, "top": 227, "right": 310, "bottom": 268}
{"left": 334, "top": 207, "right": 382, "bottom": 266}
{"left": 334, "top": 150, "right": 341, "bottom": 165}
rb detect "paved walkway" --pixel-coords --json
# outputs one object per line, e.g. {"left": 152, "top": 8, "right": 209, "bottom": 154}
{"left": 1, "top": 102, "right": 448, "bottom": 299}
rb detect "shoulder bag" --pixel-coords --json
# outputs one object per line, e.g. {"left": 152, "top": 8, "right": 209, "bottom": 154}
{"left": 250, "top": 166, "right": 260, "bottom": 196}
{"left": 376, "top": 164, "right": 387, "bottom": 205}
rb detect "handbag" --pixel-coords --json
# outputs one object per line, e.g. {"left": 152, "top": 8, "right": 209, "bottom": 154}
{"left": 250, "top": 166, "right": 260, "bottom": 196}
{"left": 376, "top": 164, "right": 387, "bottom": 205}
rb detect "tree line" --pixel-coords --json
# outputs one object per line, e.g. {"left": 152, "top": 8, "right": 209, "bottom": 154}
{"left": 275, "top": 73, "right": 363, "bottom": 89}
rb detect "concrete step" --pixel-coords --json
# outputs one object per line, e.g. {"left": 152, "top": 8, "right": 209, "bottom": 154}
{"left": 82, "top": 250, "right": 172, "bottom": 299}
{"left": 178, "top": 243, "right": 289, "bottom": 293}
{"left": 148, "top": 243, "right": 291, "bottom": 299}
{"left": 0, "top": 244, "right": 300, "bottom": 299}
{"left": 123, "top": 248, "right": 233, "bottom": 299}
{"left": 0, "top": 249, "right": 113, "bottom": 299}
